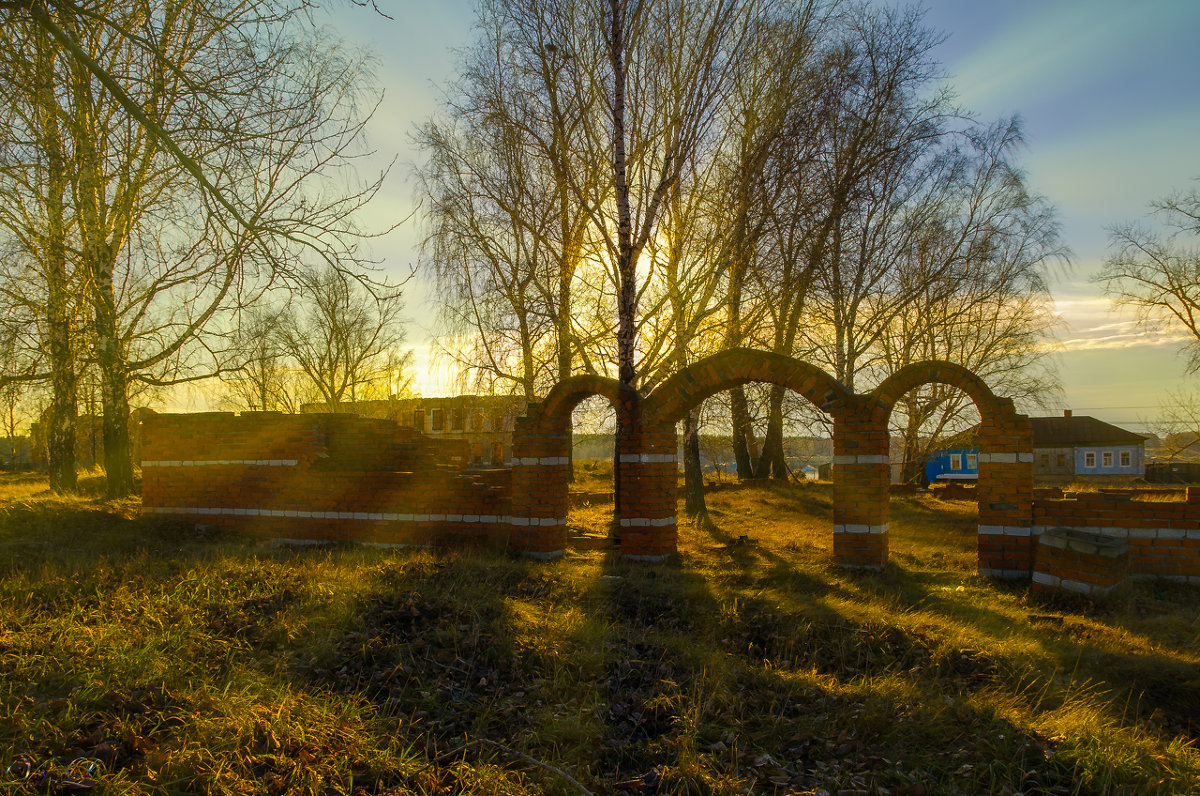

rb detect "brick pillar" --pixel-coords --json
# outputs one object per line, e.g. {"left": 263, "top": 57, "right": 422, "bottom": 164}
{"left": 509, "top": 410, "right": 570, "bottom": 559}
{"left": 976, "top": 405, "right": 1034, "bottom": 578}
{"left": 832, "top": 395, "right": 889, "bottom": 569}
{"left": 616, "top": 395, "right": 677, "bottom": 562}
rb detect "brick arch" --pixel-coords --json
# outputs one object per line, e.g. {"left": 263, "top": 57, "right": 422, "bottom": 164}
{"left": 870, "top": 361, "right": 1011, "bottom": 423}
{"left": 643, "top": 348, "right": 851, "bottom": 426}
{"left": 869, "top": 360, "right": 1035, "bottom": 579}
{"left": 508, "top": 374, "right": 644, "bottom": 561}
{"left": 532, "top": 374, "right": 636, "bottom": 435}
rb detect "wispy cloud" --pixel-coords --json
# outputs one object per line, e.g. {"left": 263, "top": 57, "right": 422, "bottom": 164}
{"left": 1051, "top": 328, "right": 1191, "bottom": 353}
{"left": 948, "top": 0, "right": 1194, "bottom": 113}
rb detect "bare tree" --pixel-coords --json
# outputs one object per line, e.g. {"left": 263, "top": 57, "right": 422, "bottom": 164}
{"left": 0, "top": 20, "right": 80, "bottom": 491}
{"left": 0, "top": 1, "right": 391, "bottom": 495}
{"left": 875, "top": 121, "right": 1066, "bottom": 481}
{"left": 1097, "top": 181, "right": 1200, "bottom": 372}
{"left": 218, "top": 306, "right": 315, "bottom": 413}
{"left": 417, "top": 0, "right": 602, "bottom": 400}
{"left": 275, "top": 267, "right": 414, "bottom": 410}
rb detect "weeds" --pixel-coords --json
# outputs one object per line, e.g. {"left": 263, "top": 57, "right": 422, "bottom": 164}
{"left": 0, "top": 473, "right": 1197, "bottom": 794}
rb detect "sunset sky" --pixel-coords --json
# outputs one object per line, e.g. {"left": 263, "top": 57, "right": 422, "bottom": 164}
{"left": 321, "top": 0, "right": 1200, "bottom": 432}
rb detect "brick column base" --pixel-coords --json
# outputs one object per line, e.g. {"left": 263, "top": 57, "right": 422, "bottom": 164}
{"left": 617, "top": 418, "right": 677, "bottom": 561}
{"left": 510, "top": 415, "right": 569, "bottom": 559}
{"left": 832, "top": 396, "right": 889, "bottom": 570}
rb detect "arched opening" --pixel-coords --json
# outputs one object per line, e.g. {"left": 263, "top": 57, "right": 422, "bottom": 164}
{"left": 872, "top": 362, "right": 1035, "bottom": 577}
{"left": 567, "top": 394, "right": 620, "bottom": 551}
{"left": 883, "top": 379, "right": 984, "bottom": 571}
{"left": 644, "top": 349, "right": 851, "bottom": 561}
{"left": 510, "top": 375, "right": 633, "bottom": 559}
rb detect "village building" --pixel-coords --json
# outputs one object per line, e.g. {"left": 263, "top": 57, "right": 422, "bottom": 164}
{"left": 1031, "top": 410, "right": 1147, "bottom": 482}
{"left": 923, "top": 410, "right": 1147, "bottom": 485}
{"left": 300, "top": 395, "right": 525, "bottom": 466}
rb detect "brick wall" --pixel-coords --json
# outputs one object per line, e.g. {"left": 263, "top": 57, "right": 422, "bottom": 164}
{"left": 141, "top": 352, "right": 1200, "bottom": 582}
{"left": 1030, "top": 489, "right": 1200, "bottom": 583}
{"left": 141, "top": 411, "right": 513, "bottom": 549}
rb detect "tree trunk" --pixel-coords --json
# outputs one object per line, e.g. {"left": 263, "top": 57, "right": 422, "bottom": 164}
{"left": 559, "top": 272, "right": 574, "bottom": 484}
{"left": 609, "top": 0, "right": 633, "bottom": 531}
{"left": 46, "top": 272, "right": 77, "bottom": 494}
{"left": 38, "top": 32, "right": 76, "bottom": 493}
{"left": 899, "top": 399, "right": 932, "bottom": 485}
{"left": 730, "top": 385, "right": 756, "bottom": 479}
{"left": 756, "top": 384, "right": 788, "bottom": 479}
{"left": 683, "top": 408, "right": 706, "bottom": 516}
{"left": 94, "top": 258, "right": 134, "bottom": 497}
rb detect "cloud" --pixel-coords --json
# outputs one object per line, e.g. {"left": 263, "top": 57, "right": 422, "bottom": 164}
{"left": 947, "top": 0, "right": 1195, "bottom": 113}
{"left": 1052, "top": 328, "right": 1191, "bottom": 353}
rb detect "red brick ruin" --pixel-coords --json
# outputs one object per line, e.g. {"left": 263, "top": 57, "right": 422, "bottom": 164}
{"left": 142, "top": 349, "right": 1200, "bottom": 585}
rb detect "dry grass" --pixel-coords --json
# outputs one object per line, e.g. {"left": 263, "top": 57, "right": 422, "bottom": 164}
{"left": 0, "top": 470, "right": 1197, "bottom": 795}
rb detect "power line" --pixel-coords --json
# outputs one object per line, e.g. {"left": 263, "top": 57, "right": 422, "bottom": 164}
{"left": 1066, "top": 405, "right": 1163, "bottom": 411}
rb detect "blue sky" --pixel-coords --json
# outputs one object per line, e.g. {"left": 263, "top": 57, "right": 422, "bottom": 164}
{"left": 323, "top": 0, "right": 1200, "bottom": 429}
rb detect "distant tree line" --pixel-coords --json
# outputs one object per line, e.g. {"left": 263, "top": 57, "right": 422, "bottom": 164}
{"left": 417, "top": 0, "right": 1066, "bottom": 511}
{"left": 0, "top": 0, "right": 405, "bottom": 495}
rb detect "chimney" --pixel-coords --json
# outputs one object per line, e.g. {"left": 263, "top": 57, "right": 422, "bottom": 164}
{"left": 1063, "top": 409, "right": 1073, "bottom": 417}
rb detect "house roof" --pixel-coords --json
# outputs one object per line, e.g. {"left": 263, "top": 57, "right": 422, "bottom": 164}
{"left": 1030, "top": 415, "right": 1147, "bottom": 447}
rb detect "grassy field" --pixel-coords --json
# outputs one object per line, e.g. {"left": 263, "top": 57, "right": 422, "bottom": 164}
{"left": 0, "top": 468, "right": 1197, "bottom": 795}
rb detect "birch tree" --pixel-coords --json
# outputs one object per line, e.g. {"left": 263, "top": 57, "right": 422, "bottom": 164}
{"left": 0, "top": 0, "right": 389, "bottom": 494}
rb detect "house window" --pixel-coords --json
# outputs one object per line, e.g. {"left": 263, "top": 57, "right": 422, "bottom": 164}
{"left": 451, "top": 407, "right": 464, "bottom": 431}
{"left": 1120, "top": 450, "right": 1131, "bottom": 467}
{"left": 1102, "top": 451, "right": 1113, "bottom": 468}
{"left": 950, "top": 453, "right": 962, "bottom": 471}
{"left": 472, "top": 443, "right": 484, "bottom": 463}
{"left": 492, "top": 442, "right": 504, "bottom": 465}
{"left": 1056, "top": 454, "right": 1066, "bottom": 468}
{"left": 431, "top": 408, "right": 444, "bottom": 432}
{"left": 966, "top": 453, "right": 977, "bottom": 470}
{"left": 493, "top": 412, "right": 505, "bottom": 432}
{"left": 1040, "top": 454, "right": 1050, "bottom": 468}
{"left": 472, "top": 410, "right": 484, "bottom": 431}
{"left": 412, "top": 409, "right": 425, "bottom": 432}
{"left": 1084, "top": 452, "right": 1096, "bottom": 468}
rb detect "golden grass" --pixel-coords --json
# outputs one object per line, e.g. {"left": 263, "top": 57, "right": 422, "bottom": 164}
{"left": 0, "top": 471, "right": 1197, "bottom": 795}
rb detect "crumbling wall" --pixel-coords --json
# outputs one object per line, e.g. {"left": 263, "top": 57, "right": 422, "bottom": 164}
{"left": 141, "top": 411, "right": 512, "bottom": 548}
{"left": 1031, "top": 489, "right": 1200, "bottom": 583}
{"left": 140, "top": 355, "right": 1200, "bottom": 583}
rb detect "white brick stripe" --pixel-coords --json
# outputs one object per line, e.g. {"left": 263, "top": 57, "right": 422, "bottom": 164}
{"left": 979, "top": 567, "right": 1029, "bottom": 579}
{"left": 833, "top": 523, "right": 889, "bottom": 535}
{"left": 832, "top": 454, "right": 889, "bottom": 465}
{"left": 618, "top": 516, "right": 677, "bottom": 528}
{"left": 978, "top": 525, "right": 1032, "bottom": 537}
{"left": 509, "top": 516, "right": 568, "bottom": 527}
{"left": 977, "top": 452, "right": 1034, "bottom": 464}
{"left": 1031, "top": 571, "right": 1059, "bottom": 588}
{"left": 142, "top": 459, "right": 299, "bottom": 468}
{"left": 618, "top": 453, "right": 678, "bottom": 464}
{"left": 143, "top": 507, "right": 513, "bottom": 524}
{"left": 1128, "top": 573, "right": 1200, "bottom": 585}
{"left": 514, "top": 456, "right": 570, "bottom": 466}
{"left": 1030, "top": 524, "right": 1200, "bottom": 541}
{"left": 1033, "top": 571, "right": 1110, "bottom": 596}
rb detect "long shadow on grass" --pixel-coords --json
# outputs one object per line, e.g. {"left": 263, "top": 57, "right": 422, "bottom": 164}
{"left": 695, "top": 487, "right": 1198, "bottom": 744}
{"left": 895, "top": 569, "right": 1199, "bottom": 736}
{"left": 673, "top": 499, "right": 1200, "bottom": 792}
{"left": 556, "top": 533, "right": 1097, "bottom": 794}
